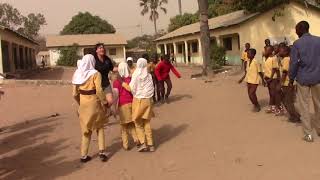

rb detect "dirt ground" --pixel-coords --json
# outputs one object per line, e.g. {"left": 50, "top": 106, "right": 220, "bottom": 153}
{"left": 1, "top": 67, "right": 320, "bottom": 180}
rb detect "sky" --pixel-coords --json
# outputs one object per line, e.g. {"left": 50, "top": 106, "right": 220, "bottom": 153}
{"left": 2, "top": 0, "right": 198, "bottom": 39}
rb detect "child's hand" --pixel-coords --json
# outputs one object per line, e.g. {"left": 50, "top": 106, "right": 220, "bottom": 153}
{"left": 262, "top": 80, "right": 267, "bottom": 87}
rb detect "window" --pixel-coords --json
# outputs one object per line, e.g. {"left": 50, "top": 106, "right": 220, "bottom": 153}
{"left": 223, "top": 37, "right": 233, "bottom": 51}
{"left": 83, "top": 48, "right": 94, "bottom": 55}
{"left": 109, "top": 48, "right": 117, "bottom": 56}
{"left": 191, "top": 42, "right": 198, "bottom": 53}
{"left": 178, "top": 44, "right": 183, "bottom": 54}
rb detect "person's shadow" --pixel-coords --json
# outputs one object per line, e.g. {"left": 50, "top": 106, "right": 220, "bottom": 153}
{"left": 153, "top": 124, "right": 189, "bottom": 148}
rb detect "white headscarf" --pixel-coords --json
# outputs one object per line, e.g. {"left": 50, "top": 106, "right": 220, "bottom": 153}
{"left": 129, "top": 58, "right": 154, "bottom": 98}
{"left": 72, "top": 54, "right": 98, "bottom": 85}
{"left": 118, "top": 62, "right": 130, "bottom": 78}
{"left": 126, "top": 57, "right": 133, "bottom": 62}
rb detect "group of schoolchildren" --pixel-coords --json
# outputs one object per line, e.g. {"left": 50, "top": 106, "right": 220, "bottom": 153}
{"left": 72, "top": 44, "right": 181, "bottom": 163}
{"left": 239, "top": 39, "right": 300, "bottom": 123}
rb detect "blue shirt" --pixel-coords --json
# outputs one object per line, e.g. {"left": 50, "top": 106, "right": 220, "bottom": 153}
{"left": 290, "top": 33, "right": 320, "bottom": 86}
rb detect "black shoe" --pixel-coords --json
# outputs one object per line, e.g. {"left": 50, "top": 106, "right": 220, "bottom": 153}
{"left": 99, "top": 153, "right": 108, "bottom": 162}
{"left": 80, "top": 156, "right": 92, "bottom": 163}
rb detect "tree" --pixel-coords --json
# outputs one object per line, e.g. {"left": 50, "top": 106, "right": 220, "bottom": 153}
{"left": 197, "top": 0, "right": 211, "bottom": 76}
{"left": 139, "top": 0, "right": 168, "bottom": 34}
{"left": 57, "top": 44, "right": 80, "bottom": 66}
{"left": 168, "top": 13, "right": 199, "bottom": 32}
{"left": 61, "top": 12, "right": 116, "bottom": 35}
{"left": 0, "top": 3, "right": 46, "bottom": 39}
{"left": 127, "top": 34, "right": 155, "bottom": 50}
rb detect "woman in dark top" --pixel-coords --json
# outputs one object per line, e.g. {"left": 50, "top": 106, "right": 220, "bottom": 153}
{"left": 93, "top": 43, "right": 115, "bottom": 106}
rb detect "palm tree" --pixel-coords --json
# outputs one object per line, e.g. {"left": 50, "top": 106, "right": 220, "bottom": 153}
{"left": 198, "top": 0, "right": 210, "bottom": 76}
{"left": 178, "top": 0, "right": 182, "bottom": 15}
{"left": 139, "top": 0, "right": 168, "bottom": 35}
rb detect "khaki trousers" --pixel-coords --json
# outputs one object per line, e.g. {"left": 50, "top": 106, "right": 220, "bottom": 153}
{"left": 81, "top": 128, "right": 105, "bottom": 156}
{"left": 134, "top": 118, "right": 154, "bottom": 146}
{"left": 121, "top": 122, "right": 139, "bottom": 149}
{"left": 296, "top": 83, "right": 320, "bottom": 135}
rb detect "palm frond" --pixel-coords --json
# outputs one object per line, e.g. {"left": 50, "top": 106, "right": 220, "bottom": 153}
{"left": 160, "top": 7, "right": 167, "bottom": 14}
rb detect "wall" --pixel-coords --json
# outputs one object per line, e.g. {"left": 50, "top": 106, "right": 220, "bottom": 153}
{"left": 239, "top": 2, "right": 320, "bottom": 62}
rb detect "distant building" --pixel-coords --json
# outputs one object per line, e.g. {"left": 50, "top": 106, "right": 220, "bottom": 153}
{"left": 126, "top": 47, "right": 147, "bottom": 62}
{"left": 46, "top": 34, "right": 127, "bottom": 66}
{"left": 0, "top": 26, "right": 38, "bottom": 75}
{"left": 155, "top": 1, "right": 320, "bottom": 65}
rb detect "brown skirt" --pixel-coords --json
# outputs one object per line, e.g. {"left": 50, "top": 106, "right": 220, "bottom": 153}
{"left": 119, "top": 103, "right": 133, "bottom": 125}
{"left": 132, "top": 98, "right": 154, "bottom": 121}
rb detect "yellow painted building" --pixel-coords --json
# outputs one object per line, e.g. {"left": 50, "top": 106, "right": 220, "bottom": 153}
{"left": 0, "top": 26, "right": 38, "bottom": 75}
{"left": 155, "top": 1, "right": 320, "bottom": 65}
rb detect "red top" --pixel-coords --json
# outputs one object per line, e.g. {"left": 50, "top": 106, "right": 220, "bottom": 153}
{"left": 155, "top": 61, "right": 181, "bottom": 81}
{"left": 113, "top": 77, "right": 133, "bottom": 106}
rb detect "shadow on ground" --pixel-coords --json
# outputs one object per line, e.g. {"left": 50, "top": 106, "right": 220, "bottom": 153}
{"left": 153, "top": 124, "right": 189, "bottom": 148}
{"left": 0, "top": 115, "right": 82, "bottom": 180}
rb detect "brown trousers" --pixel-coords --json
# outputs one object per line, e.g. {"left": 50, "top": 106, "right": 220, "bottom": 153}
{"left": 151, "top": 73, "right": 160, "bottom": 102}
{"left": 159, "top": 78, "right": 173, "bottom": 100}
{"left": 266, "top": 79, "right": 281, "bottom": 107}
{"left": 296, "top": 83, "right": 320, "bottom": 135}
{"left": 247, "top": 83, "right": 259, "bottom": 106}
{"left": 281, "top": 86, "right": 300, "bottom": 121}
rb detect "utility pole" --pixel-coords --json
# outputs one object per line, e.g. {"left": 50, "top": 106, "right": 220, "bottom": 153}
{"left": 178, "top": 0, "right": 182, "bottom": 15}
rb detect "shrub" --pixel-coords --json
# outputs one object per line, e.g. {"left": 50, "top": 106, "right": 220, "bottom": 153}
{"left": 57, "top": 44, "right": 81, "bottom": 66}
{"left": 209, "top": 44, "right": 226, "bottom": 69}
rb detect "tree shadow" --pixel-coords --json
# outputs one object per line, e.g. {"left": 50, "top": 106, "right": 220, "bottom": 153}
{"left": 154, "top": 94, "right": 193, "bottom": 107}
{"left": 153, "top": 124, "right": 189, "bottom": 148}
{"left": 0, "top": 115, "right": 83, "bottom": 180}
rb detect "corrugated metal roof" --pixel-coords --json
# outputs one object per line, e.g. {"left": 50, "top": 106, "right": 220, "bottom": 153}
{"left": 0, "top": 25, "right": 39, "bottom": 45}
{"left": 46, "top": 34, "right": 127, "bottom": 48}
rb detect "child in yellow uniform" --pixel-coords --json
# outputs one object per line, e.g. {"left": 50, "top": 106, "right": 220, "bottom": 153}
{"left": 241, "top": 43, "right": 250, "bottom": 71}
{"left": 263, "top": 46, "right": 282, "bottom": 115}
{"left": 279, "top": 46, "right": 301, "bottom": 123}
{"left": 123, "top": 58, "right": 155, "bottom": 152}
{"left": 72, "top": 54, "right": 109, "bottom": 163}
{"left": 239, "top": 48, "right": 266, "bottom": 112}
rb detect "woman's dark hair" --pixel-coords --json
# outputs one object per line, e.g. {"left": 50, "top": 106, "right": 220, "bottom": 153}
{"left": 93, "top": 43, "right": 106, "bottom": 58}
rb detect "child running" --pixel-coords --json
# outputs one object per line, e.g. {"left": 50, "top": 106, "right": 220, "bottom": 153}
{"left": 239, "top": 48, "right": 266, "bottom": 112}
{"left": 279, "top": 46, "right": 301, "bottom": 123}
{"left": 263, "top": 46, "right": 282, "bottom": 115}
{"left": 123, "top": 58, "right": 155, "bottom": 152}
{"left": 72, "top": 54, "right": 109, "bottom": 163}
{"left": 113, "top": 62, "right": 140, "bottom": 150}
{"left": 155, "top": 54, "right": 181, "bottom": 103}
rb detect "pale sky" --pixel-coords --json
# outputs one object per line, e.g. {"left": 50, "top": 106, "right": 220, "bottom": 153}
{"left": 2, "top": 0, "right": 198, "bottom": 39}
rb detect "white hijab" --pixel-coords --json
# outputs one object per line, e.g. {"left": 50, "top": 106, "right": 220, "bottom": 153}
{"left": 129, "top": 58, "right": 154, "bottom": 98}
{"left": 72, "top": 54, "right": 98, "bottom": 85}
{"left": 118, "top": 62, "right": 130, "bottom": 78}
{"left": 126, "top": 57, "right": 133, "bottom": 62}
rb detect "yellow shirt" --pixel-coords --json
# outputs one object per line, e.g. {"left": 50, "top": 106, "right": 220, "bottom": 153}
{"left": 246, "top": 58, "right": 262, "bottom": 85}
{"left": 263, "top": 56, "right": 279, "bottom": 79}
{"left": 280, "top": 57, "right": 290, "bottom": 86}
{"left": 241, "top": 51, "right": 249, "bottom": 62}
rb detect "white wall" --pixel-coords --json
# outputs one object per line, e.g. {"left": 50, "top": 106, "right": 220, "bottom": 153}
{"left": 48, "top": 49, "right": 60, "bottom": 66}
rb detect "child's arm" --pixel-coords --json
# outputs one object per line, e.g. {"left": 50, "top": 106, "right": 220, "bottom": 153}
{"left": 259, "top": 72, "right": 266, "bottom": 86}
{"left": 122, "top": 82, "right": 131, "bottom": 92}
{"left": 238, "top": 72, "right": 246, "bottom": 84}
{"left": 72, "top": 85, "right": 80, "bottom": 105}
{"left": 170, "top": 65, "right": 181, "bottom": 78}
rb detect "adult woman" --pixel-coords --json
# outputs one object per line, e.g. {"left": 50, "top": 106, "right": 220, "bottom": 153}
{"left": 93, "top": 43, "right": 115, "bottom": 106}
{"left": 72, "top": 54, "right": 109, "bottom": 163}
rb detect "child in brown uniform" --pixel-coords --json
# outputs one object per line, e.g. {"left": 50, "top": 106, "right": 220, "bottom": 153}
{"left": 239, "top": 49, "right": 266, "bottom": 112}
{"left": 72, "top": 54, "right": 109, "bottom": 163}
{"left": 279, "top": 46, "right": 301, "bottom": 123}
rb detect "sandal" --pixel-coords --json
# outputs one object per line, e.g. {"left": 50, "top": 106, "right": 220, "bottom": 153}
{"left": 80, "top": 156, "right": 92, "bottom": 163}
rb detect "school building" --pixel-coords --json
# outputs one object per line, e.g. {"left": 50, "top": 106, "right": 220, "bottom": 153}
{"left": 155, "top": 1, "right": 320, "bottom": 65}
{"left": 46, "top": 34, "right": 127, "bottom": 66}
{"left": 0, "top": 26, "right": 39, "bottom": 75}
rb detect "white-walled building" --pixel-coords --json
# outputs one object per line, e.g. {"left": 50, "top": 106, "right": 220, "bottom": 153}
{"left": 46, "top": 34, "right": 127, "bottom": 66}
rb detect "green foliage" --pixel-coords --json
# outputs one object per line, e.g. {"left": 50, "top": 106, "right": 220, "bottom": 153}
{"left": 168, "top": 13, "right": 199, "bottom": 32}
{"left": 0, "top": 3, "right": 46, "bottom": 39}
{"left": 60, "top": 12, "right": 115, "bottom": 35}
{"left": 127, "top": 34, "right": 155, "bottom": 49}
{"left": 57, "top": 44, "right": 81, "bottom": 67}
{"left": 210, "top": 44, "right": 226, "bottom": 69}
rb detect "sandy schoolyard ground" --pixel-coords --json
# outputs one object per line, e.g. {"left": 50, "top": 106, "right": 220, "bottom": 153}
{"left": 1, "top": 67, "right": 320, "bottom": 180}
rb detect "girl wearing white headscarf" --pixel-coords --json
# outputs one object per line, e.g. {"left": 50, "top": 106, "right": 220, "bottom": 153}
{"left": 124, "top": 58, "right": 155, "bottom": 152}
{"left": 113, "top": 62, "right": 139, "bottom": 150}
{"left": 72, "top": 54, "right": 109, "bottom": 163}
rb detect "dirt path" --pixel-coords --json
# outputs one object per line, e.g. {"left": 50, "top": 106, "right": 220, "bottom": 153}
{"left": 1, "top": 67, "right": 320, "bottom": 180}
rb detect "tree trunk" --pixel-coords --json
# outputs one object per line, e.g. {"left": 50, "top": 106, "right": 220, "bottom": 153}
{"left": 153, "top": 15, "right": 158, "bottom": 35}
{"left": 178, "top": 0, "right": 182, "bottom": 15}
{"left": 197, "top": 0, "right": 210, "bottom": 76}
